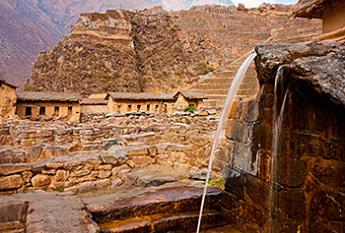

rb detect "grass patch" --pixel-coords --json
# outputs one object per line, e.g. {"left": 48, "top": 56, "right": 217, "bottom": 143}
{"left": 185, "top": 106, "right": 196, "bottom": 113}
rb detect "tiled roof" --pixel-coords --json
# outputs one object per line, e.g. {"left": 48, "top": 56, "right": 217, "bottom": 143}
{"left": 108, "top": 92, "right": 175, "bottom": 100}
{"left": 175, "top": 91, "right": 206, "bottom": 100}
{"left": 108, "top": 91, "right": 207, "bottom": 101}
{"left": 17, "top": 92, "right": 81, "bottom": 102}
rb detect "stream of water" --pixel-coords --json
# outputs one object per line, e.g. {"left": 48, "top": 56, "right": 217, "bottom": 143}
{"left": 268, "top": 66, "right": 289, "bottom": 233}
{"left": 196, "top": 52, "right": 257, "bottom": 233}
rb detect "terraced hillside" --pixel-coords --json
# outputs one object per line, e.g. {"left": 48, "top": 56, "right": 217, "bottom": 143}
{"left": 25, "top": 5, "right": 322, "bottom": 96}
{"left": 183, "top": 5, "right": 322, "bottom": 107}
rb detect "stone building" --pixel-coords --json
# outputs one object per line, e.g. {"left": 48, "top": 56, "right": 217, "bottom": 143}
{"left": 295, "top": 0, "right": 345, "bottom": 41}
{"left": 173, "top": 91, "right": 206, "bottom": 111}
{"left": 107, "top": 91, "right": 205, "bottom": 114}
{"left": 14, "top": 90, "right": 205, "bottom": 121}
{"left": 16, "top": 92, "right": 81, "bottom": 122}
{"left": 0, "top": 79, "right": 17, "bottom": 117}
{"left": 80, "top": 98, "right": 109, "bottom": 114}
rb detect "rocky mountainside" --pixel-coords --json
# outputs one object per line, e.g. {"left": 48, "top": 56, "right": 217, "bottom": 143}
{"left": 25, "top": 4, "right": 321, "bottom": 95}
{"left": 0, "top": 0, "right": 237, "bottom": 87}
{"left": 25, "top": 8, "right": 208, "bottom": 95}
{"left": 0, "top": 0, "right": 155, "bottom": 87}
{"left": 0, "top": 0, "right": 63, "bottom": 86}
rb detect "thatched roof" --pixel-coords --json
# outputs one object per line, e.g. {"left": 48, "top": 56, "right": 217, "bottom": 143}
{"left": 80, "top": 98, "right": 108, "bottom": 105}
{"left": 108, "top": 92, "right": 175, "bottom": 101}
{"left": 18, "top": 92, "right": 81, "bottom": 102}
{"left": 294, "top": 0, "right": 327, "bottom": 18}
{"left": 0, "top": 79, "right": 17, "bottom": 88}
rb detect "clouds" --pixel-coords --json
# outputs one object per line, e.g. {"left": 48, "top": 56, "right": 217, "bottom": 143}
{"left": 161, "top": 0, "right": 192, "bottom": 10}
{"left": 232, "top": 0, "right": 297, "bottom": 8}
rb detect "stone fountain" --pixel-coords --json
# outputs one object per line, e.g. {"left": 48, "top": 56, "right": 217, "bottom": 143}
{"left": 224, "top": 41, "right": 345, "bottom": 233}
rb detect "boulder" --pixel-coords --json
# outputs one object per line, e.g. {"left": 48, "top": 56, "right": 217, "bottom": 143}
{"left": 0, "top": 175, "right": 24, "bottom": 190}
{"left": 255, "top": 42, "right": 345, "bottom": 105}
{"left": 0, "top": 148, "right": 27, "bottom": 163}
{"left": 31, "top": 174, "right": 51, "bottom": 187}
{"left": 0, "top": 164, "right": 32, "bottom": 176}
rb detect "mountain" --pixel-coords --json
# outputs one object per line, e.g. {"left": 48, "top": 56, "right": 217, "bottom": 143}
{"left": 25, "top": 8, "right": 208, "bottom": 95}
{"left": 0, "top": 0, "right": 320, "bottom": 90}
{"left": 0, "top": 0, "right": 155, "bottom": 87}
{"left": 0, "top": 0, "right": 64, "bottom": 86}
{"left": 25, "top": 5, "right": 322, "bottom": 95}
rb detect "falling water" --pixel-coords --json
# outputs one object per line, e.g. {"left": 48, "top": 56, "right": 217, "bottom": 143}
{"left": 268, "top": 66, "right": 289, "bottom": 233}
{"left": 196, "top": 52, "right": 257, "bottom": 233}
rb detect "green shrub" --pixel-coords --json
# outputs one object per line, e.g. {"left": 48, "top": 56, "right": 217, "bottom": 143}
{"left": 58, "top": 188, "right": 65, "bottom": 193}
{"left": 198, "top": 64, "right": 215, "bottom": 75}
{"left": 185, "top": 106, "right": 196, "bottom": 113}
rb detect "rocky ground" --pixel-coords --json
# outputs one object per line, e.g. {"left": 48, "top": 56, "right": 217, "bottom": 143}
{"left": 0, "top": 111, "right": 240, "bottom": 232}
{"left": 0, "top": 181, "right": 240, "bottom": 233}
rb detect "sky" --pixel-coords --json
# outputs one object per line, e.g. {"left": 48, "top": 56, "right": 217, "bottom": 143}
{"left": 160, "top": 0, "right": 299, "bottom": 11}
{"left": 233, "top": 0, "right": 298, "bottom": 8}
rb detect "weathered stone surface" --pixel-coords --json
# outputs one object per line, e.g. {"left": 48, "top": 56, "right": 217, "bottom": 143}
{"left": 0, "top": 175, "right": 24, "bottom": 190}
{"left": 0, "top": 221, "right": 25, "bottom": 233}
{"left": 255, "top": 42, "right": 343, "bottom": 82}
{"left": 99, "top": 154, "right": 120, "bottom": 165}
{"left": 0, "top": 114, "right": 222, "bottom": 194}
{"left": 22, "top": 171, "right": 33, "bottom": 183}
{"left": 0, "top": 164, "right": 32, "bottom": 176}
{"left": 53, "top": 170, "right": 69, "bottom": 182}
{"left": 0, "top": 201, "right": 28, "bottom": 223}
{"left": 76, "top": 179, "right": 111, "bottom": 193}
{"left": 255, "top": 42, "right": 345, "bottom": 105}
{"left": 0, "top": 192, "right": 99, "bottom": 233}
{"left": 97, "top": 170, "right": 111, "bottom": 179}
{"left": 31, "top": 174, "right": 51, "bottom": 187}
{"left": 85, "top": 185, "right": 223, "bottom": 222}
{"left": 225, "top": 41, "right": 345, "bottom": 233}
{"left": 0, "top": 148, "right": 27, "bottom": 163}
{"left": 311, "top": 189, "right": 345, "bottom": 221}
{"left": 226, "top": 120, "right": 249, "bottom": 142}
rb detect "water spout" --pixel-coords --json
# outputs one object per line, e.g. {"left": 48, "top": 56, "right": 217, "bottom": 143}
{"left": 196, "top": 52, "right": 257, "bottom": 233}
{"left": 269, "top": 66, "right": 289, "bottom": 233}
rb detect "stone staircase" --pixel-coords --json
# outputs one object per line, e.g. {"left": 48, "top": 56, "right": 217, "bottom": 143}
{"left": 189, "top": 60, "right": 259, "bottom": 107}
{"left": 85, "top": 186, "right": 229, "bottom": 233}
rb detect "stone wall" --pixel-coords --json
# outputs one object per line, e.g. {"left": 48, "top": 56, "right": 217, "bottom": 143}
{"left": 323, "top": 0, "right": 345, "bottom": 33}
{"left": 223, "top": 42, "right": 345, "bottom": 233}
{"left": 16, "top": 101, "right": 81, "bottom": 122}
{"left": 0, "top": 113, "right": 229, "bottom": 194}
{"left": 0, "top": 83, "right": 16, "bottom": 117}
{"left": 0, "top": 144, "right": 158, "bottom": 194}
{"left": 80, "top": 104, "right": 109, "bottom": 114}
